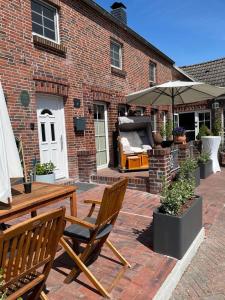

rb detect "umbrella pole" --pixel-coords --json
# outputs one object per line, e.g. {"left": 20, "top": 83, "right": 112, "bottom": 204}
{"left": 172, "top": 89, "right": 175, "bottom": 140}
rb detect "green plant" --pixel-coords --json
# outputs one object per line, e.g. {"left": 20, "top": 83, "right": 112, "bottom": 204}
{"left": 160, "top": 177, "right": 195, "bottom": 216}
{"left": 160, "top": 125, "right": 166, "bottom": 138}
{"left": 197, "top": 152, "right": 211, "bottom": 164}
{"left": 165, "top": 119, "right": 173, "bottom": 139}
{"left": 179, "top": 158, "right": 198, "bottom": 178}
{"left": 196, "top": 125, "right": 211, "bottom": 140}
{"left": 212, "top": 117, "right": 222, "bottom": 136}
{"left": 36, "top": 162, "right": 55, "bottom": 175}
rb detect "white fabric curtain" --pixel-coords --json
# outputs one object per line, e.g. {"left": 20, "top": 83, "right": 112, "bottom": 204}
{"left": 0, "top": 83, "right": 23, "bottom": 204}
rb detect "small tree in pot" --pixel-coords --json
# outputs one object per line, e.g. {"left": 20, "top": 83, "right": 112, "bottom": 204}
{"left": 35, "top": 162, "right": 56, "bottom": 184}
{"left": 197, "top": 152, "right": 212, "bottom": 179}
{"left": 153, "top": 176, "right": 202, "bottom": 259}
{"left": 179, "top": 158, "right": 200, "bottom": 187}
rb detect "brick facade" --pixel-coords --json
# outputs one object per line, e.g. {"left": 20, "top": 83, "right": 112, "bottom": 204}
{"left": 1, "top": 0, "right": 187, "bottom": 181}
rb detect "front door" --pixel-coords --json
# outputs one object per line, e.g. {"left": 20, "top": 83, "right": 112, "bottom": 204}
{"left": 94, "top": 103, "right": 109, "bottom": 169}
{"left": 36, "top": 94, "right": 68, "bottom": 180}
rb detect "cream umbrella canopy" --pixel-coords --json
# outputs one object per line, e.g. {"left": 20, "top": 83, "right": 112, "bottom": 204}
{"left": 127, "top": 81, "right": 225, "bottom": 131}
{"left": 0, "top": 83, "right": 23, "bottom": 204}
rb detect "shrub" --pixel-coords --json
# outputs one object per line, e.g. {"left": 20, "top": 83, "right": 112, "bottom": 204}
{"left": 173, "top": 126, "right": 185, "bottom": 136}
{"left": 36, "top": 162, "right": 55, "bottom": 175}
{"left": 196, "top": 125, "right": 211, "bottom": 140}
{"left": 160, "top": 177, "right": 195, "bottom": 216}
{"left": 179, "top": 158, "right": 198, "bottom": 179}
{"left": 212, "top": 117, "right": 222, "bottom": 136}
{"left": 197, "top": 152, "right": 211, "bottom": 164}
{"left": 165, "top": 119, "right": 173, "bottom": 139}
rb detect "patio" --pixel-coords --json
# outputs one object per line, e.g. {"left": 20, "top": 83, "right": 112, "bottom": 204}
{"left": 9, "top": 168, "right": 224, "bottom": 299}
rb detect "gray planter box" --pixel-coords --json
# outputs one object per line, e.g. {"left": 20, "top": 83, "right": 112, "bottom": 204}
{"left": 36, "top": 173, "right": 55, "bottom": 184}
{"left": 153, "top": 195, "right": 202, "bottom": 259}
{"left": 199, "top": 160, "right": 213, "bottom": 179}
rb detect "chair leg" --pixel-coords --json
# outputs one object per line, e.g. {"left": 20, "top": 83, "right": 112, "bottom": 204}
{"left": 40, "top": 291, "right": 48, "bottom": 300}
{"left": 105, "top": 239, "right": 131, "bottom": 268}
{"left": 60, "top": 238, "right": 111, "bottom": 299}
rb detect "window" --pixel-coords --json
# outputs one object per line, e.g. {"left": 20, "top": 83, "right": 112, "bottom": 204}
{"left": 174, "top": 113, "right": 179, "bottom": 128}
{"left": 110, "top": 41, "right": 122, "bottom": 69}
{"left": 149, "top": 62, "right": 156, "bottom": 83}
{"left": 135, "top": 107, "right": 144, "bottom": 116}
{"left": 151, "top": 109, "right": 157, "bottom": 132}
{"left": 31, "top": 0, "right": 59, "bottom": 43}
{"left": 118, "top": 104, "right": 128, "bottom": 117}
{"left": 198, "top": 112, "right": 211, "bottom": 130}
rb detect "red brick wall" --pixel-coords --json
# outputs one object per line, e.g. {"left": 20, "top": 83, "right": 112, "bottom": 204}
{"left": 0, "top": 0, "right": 186, "bottom": 179}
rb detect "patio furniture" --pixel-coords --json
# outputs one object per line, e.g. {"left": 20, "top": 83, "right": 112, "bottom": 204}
{"left": 0, "top": 207, "right": 66, "bottom": 299}
{"left": 201, "top": 136, "right": 221, "bottom": 173}
{"left": 118, "top": 117, "right": 153, "bottom": 172}
{"left": 0, "top": 182, "right": 77, "bottom": 223}
{"left": 60, "top": 178, "right": 130, "bottom": 298}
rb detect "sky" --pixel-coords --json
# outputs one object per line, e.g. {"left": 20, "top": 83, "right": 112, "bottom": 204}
{"left": 96, "top": 0, "right": 225, "bottom": 66}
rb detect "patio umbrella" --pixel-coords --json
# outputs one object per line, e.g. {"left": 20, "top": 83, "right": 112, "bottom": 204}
{"left": 126, "top": 80, "right": 225, "bottom": 131}
{"left": 0, "top": 82, "right": 23, "bottom": 204}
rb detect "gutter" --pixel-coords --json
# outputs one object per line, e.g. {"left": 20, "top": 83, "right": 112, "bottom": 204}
{"left": 80, "top": 0, "right": 175, "bottom": 65}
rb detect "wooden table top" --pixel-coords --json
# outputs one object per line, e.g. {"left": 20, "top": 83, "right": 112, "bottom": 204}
{"left": 0, "top": 182, "right": 77, "bottom": 221}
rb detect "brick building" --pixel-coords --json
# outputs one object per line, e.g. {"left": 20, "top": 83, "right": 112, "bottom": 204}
{"left": 176, "top": 57, "right": 225, "bottom": 141}
{"left": 1, "top": 0, "right": 187, "bottom": 182}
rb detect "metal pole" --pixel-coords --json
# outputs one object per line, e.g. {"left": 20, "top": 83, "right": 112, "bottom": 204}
{"left": 172, "top": 88, "right": 175, "bottom": 140}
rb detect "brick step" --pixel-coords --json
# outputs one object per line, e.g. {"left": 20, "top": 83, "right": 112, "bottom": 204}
{"left": 90, "top": 174, "right": 150, "bottom": 192}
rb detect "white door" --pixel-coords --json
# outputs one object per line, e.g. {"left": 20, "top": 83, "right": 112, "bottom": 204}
{"left": 94, "top": 103, "right": 109, "bottom": 169}
{"left": 36, "top": 94, "right": 68, "bottom": 180}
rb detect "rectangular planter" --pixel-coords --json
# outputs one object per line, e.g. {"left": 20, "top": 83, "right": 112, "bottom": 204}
{"left": 199, "top": 160, "right": 213, "bottom": 179}
{"left": 193, "top": 167, "right": 200, "bottom": 187}
{"left": 153, "top": 195, "right": 202, "bottom": 259}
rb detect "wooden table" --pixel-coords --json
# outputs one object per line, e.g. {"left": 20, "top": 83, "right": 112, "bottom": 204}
{"left": 0, "top": 182, "right": 77, "bottom": 223}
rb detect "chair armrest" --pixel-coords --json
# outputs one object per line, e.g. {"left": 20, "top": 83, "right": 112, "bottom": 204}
{"left": 84, "top": 199, "right": 102, "bottom": 205}
{"left": 65, "top": 215, "right": 95, "bottom": 229}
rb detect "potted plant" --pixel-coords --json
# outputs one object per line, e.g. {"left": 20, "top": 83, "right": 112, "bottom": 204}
{"left": 197, "top": 152, "right": 212, "bottom": 179}
{"left": 173, "top": 126, "right": 186, "bottom": 144}
{"left": 35, "top": 162, "right": 56, "bottom": 183}
{"left": 153, "top": 177, "right": 202, "bottom": 259}
{"left": 196, "top": 124, "right": 211, "bottom": 140}
{"left": 179, "top": 158, "right": 200, "bottom": 187}
{"left": 161, "top": 120, "right": 174, "bottom": 148}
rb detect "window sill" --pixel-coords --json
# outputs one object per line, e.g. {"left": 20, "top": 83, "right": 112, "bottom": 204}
{"left": 111, "top": 67, "right": 127, "bottom": 78}
{"left": 33, "top": 35, "right": 67, "bottom": 57}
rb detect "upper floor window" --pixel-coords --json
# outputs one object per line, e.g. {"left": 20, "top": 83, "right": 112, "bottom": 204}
{"left": 110, "top": 41, "right": 122, "bottom": 69}
{"left": 31, "top": 0, "right": 59, "bottom": 43}
{"left": 149, "top": 62, "right": 156, "bottom": 84}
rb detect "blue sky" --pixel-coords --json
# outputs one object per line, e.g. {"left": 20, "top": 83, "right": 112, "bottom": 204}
{"left": 96, "top": 0, "right": 225, "bottom": 66}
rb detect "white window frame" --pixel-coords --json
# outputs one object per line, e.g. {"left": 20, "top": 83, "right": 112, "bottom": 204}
{"left": 149, "top": 62, "right": 156, "bottom": 83}
{"left": 31, "top": 0, "right": 60, "bottom": 44}
{"left": 174, "top": 113, "right": 179, "bottom": 129}
{"left": 110, "top": 40, "right": 122, "bottom": 70}
{"left": 151, "top": 110, "right": 157, "bottom": 132}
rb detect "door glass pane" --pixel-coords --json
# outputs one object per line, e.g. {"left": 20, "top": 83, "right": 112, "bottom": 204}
{"left": 98, "top": 105, "right": 105, "bottom": 120}
{"left": 99, "top": 136, "right": 106, "bottom": 151}
{"left": 94, "top": 105, "right": 98, "bottom": 119}
{"left": 99, "top": 151, "right": 107, "bottom": 165}
{"left": 51, "top": 123, "right": 55, "bottom": 141}
{"left": 41, "top": 123, "right": 46, "bottom": 142}
{"left": 98, "top": 121, "right": 105, "bottom": 135}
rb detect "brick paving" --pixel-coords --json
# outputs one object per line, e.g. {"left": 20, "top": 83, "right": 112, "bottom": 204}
{"left": 9, "top": 168, "right": 225, "bottom": 299}
{"left": 171, "top": 169, "right": 225, "bottom": 300}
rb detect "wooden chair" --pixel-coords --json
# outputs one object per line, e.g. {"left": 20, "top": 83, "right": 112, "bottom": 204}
{"left": 60, "top": 178, "right": 131, "bottom": 298}
{"left": 0, "top": 207, "right": 65, "bottom": 300}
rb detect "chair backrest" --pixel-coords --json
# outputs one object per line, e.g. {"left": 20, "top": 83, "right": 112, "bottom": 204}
{"left": 96, "top": 178, "right": 128, "bottom": 228}
{"left": 0, "top": 207, "right": 65, "bottom": 296}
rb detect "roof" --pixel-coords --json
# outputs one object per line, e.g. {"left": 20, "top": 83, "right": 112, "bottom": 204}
{"left": 181, "top": 57, "right": 225, "bottom": 87}
{"left": 80, "top": 0, "right": 175, "bottom": 64}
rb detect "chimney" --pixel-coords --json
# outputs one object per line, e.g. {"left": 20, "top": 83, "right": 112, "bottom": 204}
{"left": 111, "top": 2, "right": 127, "bottom": 25}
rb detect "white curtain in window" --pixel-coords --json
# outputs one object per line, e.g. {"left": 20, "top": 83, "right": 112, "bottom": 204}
{"left": 0, "top": 83, "right": 23, "bottom": 204}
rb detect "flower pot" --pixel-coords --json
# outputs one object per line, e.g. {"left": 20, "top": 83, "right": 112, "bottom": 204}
{"left": 174, "top": 135, "right": 186, "bottom": 144}
{"left": 153, "top": 133, "right": 163, "bottom": 148}
{"left": 198, "top": 160, "right": 213, "bottom": 179}
{"left": 36, "top": 173, "right": 55, "bottom": 184}
{"left": 153, "top": 195, "right": 202, "bottom": 259}
{"left": 23, "top": 182, "right": 32, "bottom": 194}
